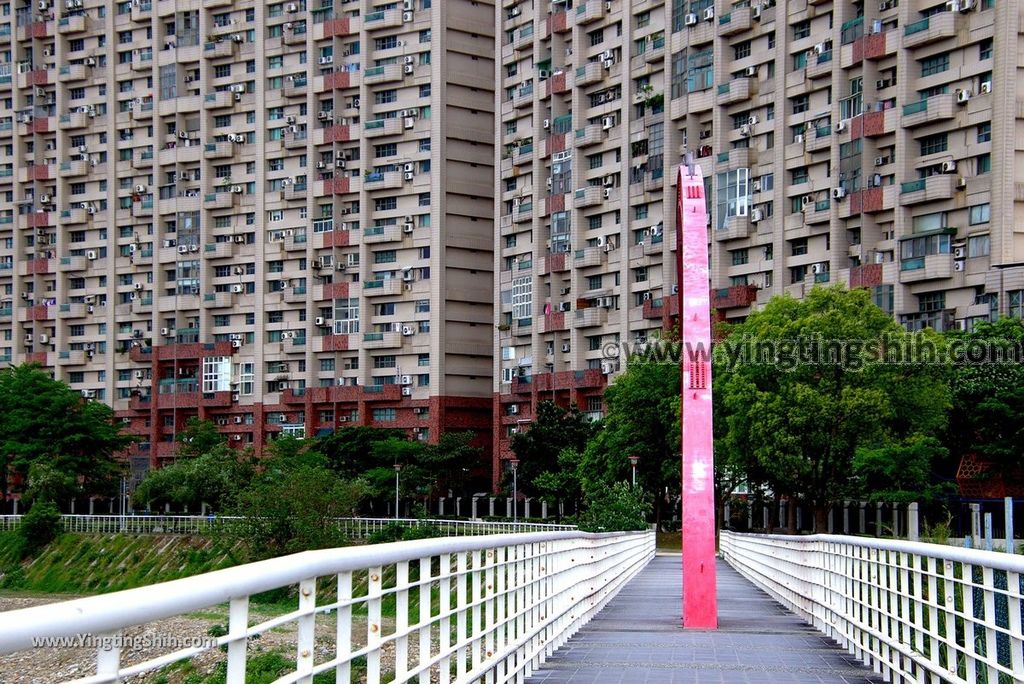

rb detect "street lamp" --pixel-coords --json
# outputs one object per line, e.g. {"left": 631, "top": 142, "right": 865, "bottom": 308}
{"left": 628, "top": 455, "right": 640, "bottom": 488}
{"left": 510, "top": 458, "right": 520, "bottom": 523}
{"left": 393, "top": 464, "right": 402, "bottom": 520}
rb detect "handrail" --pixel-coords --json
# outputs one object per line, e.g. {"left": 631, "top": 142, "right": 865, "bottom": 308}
{"left": 721, "top": 531, "right": 1024, "bottom": 683}
{"left": 0, "top": 530, "right": 654, "bottom": 683}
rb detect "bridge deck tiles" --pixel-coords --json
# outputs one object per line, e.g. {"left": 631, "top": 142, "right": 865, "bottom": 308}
{"left": 525, "top": 555, "right": 885, "bottom": 684}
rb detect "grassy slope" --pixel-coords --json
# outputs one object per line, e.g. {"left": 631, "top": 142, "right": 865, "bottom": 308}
{"left": 0, "top": 531, "right": 242, "bottom": 594}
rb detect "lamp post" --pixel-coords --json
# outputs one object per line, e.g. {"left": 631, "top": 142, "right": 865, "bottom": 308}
{"left": 628, "top": 454, "right": 639, "bottom": 488}
{"left": 510, "top": 458, "right": 519, "bottom": 523}
{"left": 393, "top": 464, "right": 402, "bottom": 520}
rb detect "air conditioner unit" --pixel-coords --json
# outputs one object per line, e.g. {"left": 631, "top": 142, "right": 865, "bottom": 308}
{"left": 876, "top": 79, "right": 891, "bottom": 90}
{"left": 176, "top": 244, "right": 190, "bottom": 255}
{"left": 231, "top": 185, "right": 244, "bottom": 194}
{"left": 980, "top": 81, "right": 992, "bottom": 94}
{"left": 794, "top": 133, "right": 804, "bottom": 144}
{"left": 403, "top": 11, "right": 413, "bottom": 21}
{"left": 744, "top": 66, "right": 757, "bottom": 77}
{"left": 602, "top": 58, "right": 614, "bottom": 69}
{"left": 84, "top": 57, "right": 96, "bottom": 66}
{"left": 751, "top": 208, "right": 764, "bottom": 223}
{"left": 601, "top": 116, "right": 615, "bottom": 130}
{"left": 401, "top": 325, "right": 415, "bottom": 336}
{"left": 875, "top": 156, "right": 888, "bottom": 166}
{"left": 39, "top": 194, "right": 51, "bottom": 204}
{"left": 601, "top": 361, "right": 616, "bottom": 375}
{"left": 603, "top": 176, "right": 615, "bottom": 187}
{"left": 228, "top": 284, "right": 243, "bottom": 294}
{"left": 832, "top": 187, "right": 846, "bottom": 200}
{"left": 403, "top": 222, "right": 415, "bottom": 233}
{"left": 319, "top": 56, "right": 333, "bottom": 65}
{"left": 801, "top": 195, "right": 814, "bottom": 209}
{"left": 398, "top": 375, "right": 413, "bottom": 386}
{"left": 957, "top": 89, "right": 971, "bottom": 104}
{"left": 684, "top": 12, "right": 698, "bottom": 26}
{"left": 941, "top": 160, "right": 957, "bottom": 173}
{"left": 86, "top": 250, "right": 97, "bottom": 260}
{"left": 952, "top": 260, "right": 966, "bottom": 273}
{"left": 703, "top": 7, "right": 714, "bottom": 21}
{"left": 953, "top": 246, "right": 966, "bottom": 259}
{"left": 81, "top": 389, "right": 95, "bottom": 399}
{"left": 835, "top": 120, "right": 847, "bottom": 132}
{"left": 739, "top": 124, "right": 752, "bottom": 137}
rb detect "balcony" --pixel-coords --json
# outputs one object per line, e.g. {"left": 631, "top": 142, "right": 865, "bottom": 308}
{"left": 805, "top": 50, "right": 833, "bottom": 80}
{"left": 58, "top": 255, "right": 87, "bottom": 272}
{"left": 575, "top": 0, "right": 605, "bottom": 24}
{"left": 901, "top": 93, "right": 955, "bottom": 128}
{"left": 60, "top": 207, "right": 89, "bottom": 224}
{"left": 575, "top": 61, "right": 605, "bottom": 87}
{"left": 715, "top": 215, "right": 751, "bottom": 241}
{"left": 574, "top": 124, "right": 605, "bottom": 147}
{"left": 59, "top": 159, "right": 89, "bottom": 177}
{"left": 573, "top": 186, "right": 604, "bottom": 208}
{"left": 364, "top": 64, "right": 404, "bottom": 85}
{"left": 805, "top": 125, "right": 832, "bottom": 152}
{"left": 57, "top": 14, "right": 86, "bottom": 34}
{"left": 512, "top": 142, "right": 533, "bottom": 166}
{"left": 512, "top": 85, "right": 534, "bottom": 109}
{"left": 58, "top": 110, "right": 90, "bottom": 129}
{"left": 363, "top": 9, "right": 403, "bottom": 29}
{"left": 203, "top": 40, "right": 235, "bottom": 59}
{"left": 202, "top": 292, "right": 234, "bottom": 309}
{"left": 902, "top": 13, "right": 956, "bottom": 49}
{"left": 364, "top": 171, "right": 404, "bottom": 192}
{"left": 313, "top": 124, "right": 354, "bottom": 145}
{"left": 283, "top": 183, "right": 307, "bottom": 201}
{"left": 57, "top": 64, "right": 88, "bottom": 82}
{"left": 362, "top": 118, "right": 403, "bottom": 138}
{"left": 514, "top": 201, "right": 533, "bottom": 223}
{"left": 362, "top": 223, "right": 403, "bottom": 244}
{"left": 203, "top": 242, "right": 234, "bottom": 260}
{"left": 203, "top": 141, "right": 235, "bottom": 159}
{"left": 573, "top": 307, "right": 607, "bottom": 328}
{"left": 711, "top": 285, "right": 758, "bottom": 310}
{"left": 204, "top": 191, "right": 237, "bottom": 209}
{"left": 283, "top": 77, "right": 308, "bottom": 99}
{"left": 511, "top": 25, "right": 534, "bottom": 51}
{"left": 203, "top": 91, "right": 235, "bottom": 109}
{"left": 130, "top": 0, "right": 151, "bottom": 22}
{"left": 362, "top": 279, "right": 403, "bottom": 297}
{"left": 57, "top": 302, "right": 87, "bottom": 319}
{"left": 803, "top": 199, "right": 831, "bottom": 226}
{"left": 574, "top": 246, "right": 606, "bottom": 268}
{"left": 899, "top": 175, "right": 959, "bottom": 206}
{"left": 721, "top": 147, "right": 755, "bottom": 171}
{"left": 900, "top": 253, "right": 954, "bottom": 283}
{"left": 716, "top": 78, "right": 753, "bottom": 105}
{"left": 361, "top": 331, "right": 403, "bottom": 349}
{"left": 132, "top": 150, "right": 154, "bottom": 169}
{"left": 717, "top": 7, "right": 752, "bottom": 36}
{"left": 131, "top": 197, "right": 154, "bottom": 218}
{"left": 313, "top": 334, "right": 349, "bottom": 353}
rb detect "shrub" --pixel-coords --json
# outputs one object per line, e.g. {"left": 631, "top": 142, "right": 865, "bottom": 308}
{"left": 18, "top": 500, "right": 63, "bottom": 557}
{"left": 367, "top": 523, "right": 407, "bottom": 544}
{"left": 576, "top": 482, "right": 650, "bottom": 533}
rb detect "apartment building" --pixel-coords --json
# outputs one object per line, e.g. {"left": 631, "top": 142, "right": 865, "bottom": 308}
{"left": 0, "top": 0, "right": 496, "bottom": 475}
{"left": 493, "top": 0, "right": 1014, "bottom": 484}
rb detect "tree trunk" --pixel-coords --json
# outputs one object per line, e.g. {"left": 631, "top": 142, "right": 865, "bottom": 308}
{"left": 786, "top": 497, "right": 797, "bottom": 533}
{"left": 814, "top": 503, "right": 829, "bottom": 534}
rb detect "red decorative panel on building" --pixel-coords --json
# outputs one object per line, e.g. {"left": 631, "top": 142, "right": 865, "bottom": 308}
{"left": 547, "top": 253, "right": 566, "bottom": 272}
{"left": 325, "top": 18, "right": 351, "bottom": 37}
{"left": 856, "top": 187, "right": 884, "bottom": 213}
{"left": 549, "top": 193, "right": 565, "bottom": 213}
{"left": 850, "top": 38, "right": 865, "bottom": 66}
{"left": 549, "top": 133, "right": 566, "bottom": 154}
{"left": 852, "top": 111, "right": 887, "bottom": 140}
{"left": 29, "top": 165, "right": 50, "bottom": 181}
{"left": 326, "top": 71, "right": 351, "bottom": 90}
{"left": 27, "top": 258, "right": 50, "bottom": 275}
{"left": 849, "top": 263, "right": 883, "bottom": 289}
{"left": 544, "top": 311, "right": 565, "bottom": 331}
{"left": 549, "top": 11, "right": 568, "bottom": 33}
{"left": 29, "top": 305, "right": 52, "bottom": 321}
{"left": 862, "top": 33, "right": 889, "bottom": 60}
{"left": 325, "top": 125, "right": 351, "bottom": 143}
{"left": 322, "top": 282, "right": 349, "bottom": 299}
{"left": 152, "top": 341, "right": 235, "bottom": 361}
{"left": 30, "top": 118, "right": 50, "bottom": 134}
{"left": 27, "top": 352, "right": 47, "bottom": 366}
{"left": 331, "top": 177, "right": 351, "bottom": 194}
{"left": 549, "top": 72, "right": 568, "bottom": 94}
{"left": 30, "top": 23, "right": 49, "bottom": 39}
{"left": 642, "top": 297, "right": 664, "bottom": 319}
{"left": 321, "top": 334, "right": 349, "bottom": 351}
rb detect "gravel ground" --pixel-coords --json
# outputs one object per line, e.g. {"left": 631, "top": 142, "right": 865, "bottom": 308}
{"left": 0, "top": 595, "right": 426, "bottom": 683}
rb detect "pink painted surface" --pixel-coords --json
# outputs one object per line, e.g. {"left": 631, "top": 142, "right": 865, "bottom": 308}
{"left": 676, "top": 163, "right": 718, "bottom": 629}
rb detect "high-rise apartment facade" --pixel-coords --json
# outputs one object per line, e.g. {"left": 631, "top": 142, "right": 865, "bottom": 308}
{"left": 0, "top": 0, "right": 495, "bottom": 476}
{"left": 493, "top": 0, "right": 1015, "bottom": 484}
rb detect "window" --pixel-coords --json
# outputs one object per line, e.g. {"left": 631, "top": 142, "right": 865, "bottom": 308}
{"left": 373, "top": 355, "right": 396, "bottom": 369}
{"left": 512, "top": 276, "right": 532, "bottom": 320}
{"left": 1010, "top": 291, "right": 1024, "bottom": 319}
{"left": 375, "top": 303, "right": 396, "bottom": 316}
{"left": 919, "top": 133, "right": 947, "bottom": 156}
{"left": 731, "top": 248, "right": 749, "bottom": 266}
{"left": 977, "top": 154, "right": 991, "bottom": 174}
{"left": 587, "top": 275, "right": 603, "bottom": 290}
{"left": 791, "top": 95, "right": 809, "bottom": 114}
{"left": 334, "top": 298, "right": 359, "bottom": 334}
{"left": 372, "top": 408, "right": 397, "bottom": 422}
{"left": 733, "top": 41, "right": 750, "bottom": 60}
{"left": 977, "top": 122, "right": 991, "bottom": 143}
{"left": 415, "top": 299, "right": 430, "bottom": 313}
{"left": 686, "top": 47, "right": 713, "bottom": 92}
{"left": 588, "top": 28, "right": 604, "bottom": 46}
{"left": 918, "top": 292, "right": 946, "bottom": 313}
{"left": 791, "top": 239, "right": 808, "bottom": 256}
{"left": 793, "top": 20, "right": 810, "bottom": 40}
{"left": 919, "top": 53, "right": 950, "bottom": 77}
{"left": 714, "top": 168, "right": 750, "bottom": 229}
{"left": 202, "top": 356, "right": 231, "bottom": 393}
{"left": 967, "top": 235, "right": 990, "bottom": 258}
{"left": 979, "top": 39, "right": 993, "bottom": 61}
{"left": 969, "top": 204, "right": 990, "bottom": 225}
{"left": 900, "top": 233, "right": 951, "bottom": 269}
{"left": 374, "top": 143, "right": 397, "bottom": 158}
{"left": 790, "top": 265, "right": 807, "bottom": 284}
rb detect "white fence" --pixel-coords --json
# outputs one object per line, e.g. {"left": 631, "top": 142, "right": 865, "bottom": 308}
{"left": 0, "top": 515, "right": 576, "bottom": 537}
{"left": 721, "top": 531, "right": 1024, "bottom": 684}
{"left": 0, "top": 529, "right": 653, "bottom": 683}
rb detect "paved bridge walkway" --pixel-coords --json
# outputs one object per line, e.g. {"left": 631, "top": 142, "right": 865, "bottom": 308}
{"left": 526, "top": 555, "right": 885, "bottom": 684}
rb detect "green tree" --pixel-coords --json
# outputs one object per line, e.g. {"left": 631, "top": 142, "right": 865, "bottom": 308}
{"left": 575, "top": 481, "right": 650, "bottom": 532}
{"left": 176, "top": 417, "right": 226, "bottom": 459}
{"left": 133, "top": 445, "right": 256, "bottom": 512}
{"left": 510, "top": 401, "right": 595, "bottom": 497}
{"left": 579, "top": 360, "right": 679, "bottom": 528}
{"left": 946, "top": 317, "right": 1024, "bottom": 481}
{"left": 419, "top": 431, "right": 484, "bottom": 499}
{"left": 533, "top": 448, "right": 585, "bottom": 519}
{"left": 310, "top": 425, "right": 407, "bottom": 479}
{"left": 224, "top": 463, "right": 367, "bottom": 560}
{"left": 23, "top": 463, "right": 80, "bottom": 507}
{"left": 0, "top": 364, "right": 133, "bottom": 501}
{"left": 719, "top": 286, "right": 951, "bottom": 531}
{"left": 853, "top": 435, "right": 954, "bottom": 503}
{"left": 18, "top": 500, "right": 63, "bottom": 557}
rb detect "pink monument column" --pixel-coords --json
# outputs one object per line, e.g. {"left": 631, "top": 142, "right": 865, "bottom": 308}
{"left": 676, "top": 162, "right": 718, "bottom": 629}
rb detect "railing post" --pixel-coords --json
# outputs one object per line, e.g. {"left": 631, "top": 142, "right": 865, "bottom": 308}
{"left": 225, "top": 596, "right": 249, "bottom": 684}
{"left": 336, "top": 570, "right": 352, "bottom": 683}
{"left": 95, "top": 630, "right": 121, "bottom": 681}
{"left": 843, "top": 500, "right": 850, "bottom": 535}
{"left": 971, "top": 503, "right": 982, "bottom": 546}
{"left": 295, "top": 578, "right": 316, "bottom": 683}
{"left": 907, "top": 502, "right": 919, "bottom": 541}
{"left": 1006, "top": 497, "right": 1015, "bottom": 554}
{"left": 395, "top": 561, "right": 409, "bottom": 679}
{"left": 471, "top": 496, "right": 479, "bottom": 519}
{"left": 858, "top": 501, "right": 867, "bottom": 534}
{"left": 418, "top": 558, "right": 432, "bottom": 684}
{"left": 367, "top": 565, "right": 383, "bottom": 683}
{"left": 541, "top": 500, "right": 548, "bottom": 519}
{"left": 891, "top": 504, "right": 899, "bottom": 538}
{"left": 489, "top": 497, "right": 495, "bottom": 517}
{"left": 875, "top": 502, "right": 883, "bottom": 536}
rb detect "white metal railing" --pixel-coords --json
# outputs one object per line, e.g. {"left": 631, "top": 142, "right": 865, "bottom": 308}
{"left": 0, "top": 515, "right": 576, "bottom": 537}
{"left": 0, "top": 530, "right": 654, "bottom": 683}
{"left": 721, "top": 531, "right": 1024, "bottom": 684}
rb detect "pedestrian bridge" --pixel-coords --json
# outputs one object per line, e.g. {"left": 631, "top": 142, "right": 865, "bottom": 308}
{"left": 0, "top": 525, "right": 1020, "bottom": 683}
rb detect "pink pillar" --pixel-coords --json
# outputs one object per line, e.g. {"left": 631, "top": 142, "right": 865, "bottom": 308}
{"left": 676, "top": 163, "right": 717, "bottom": 629}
